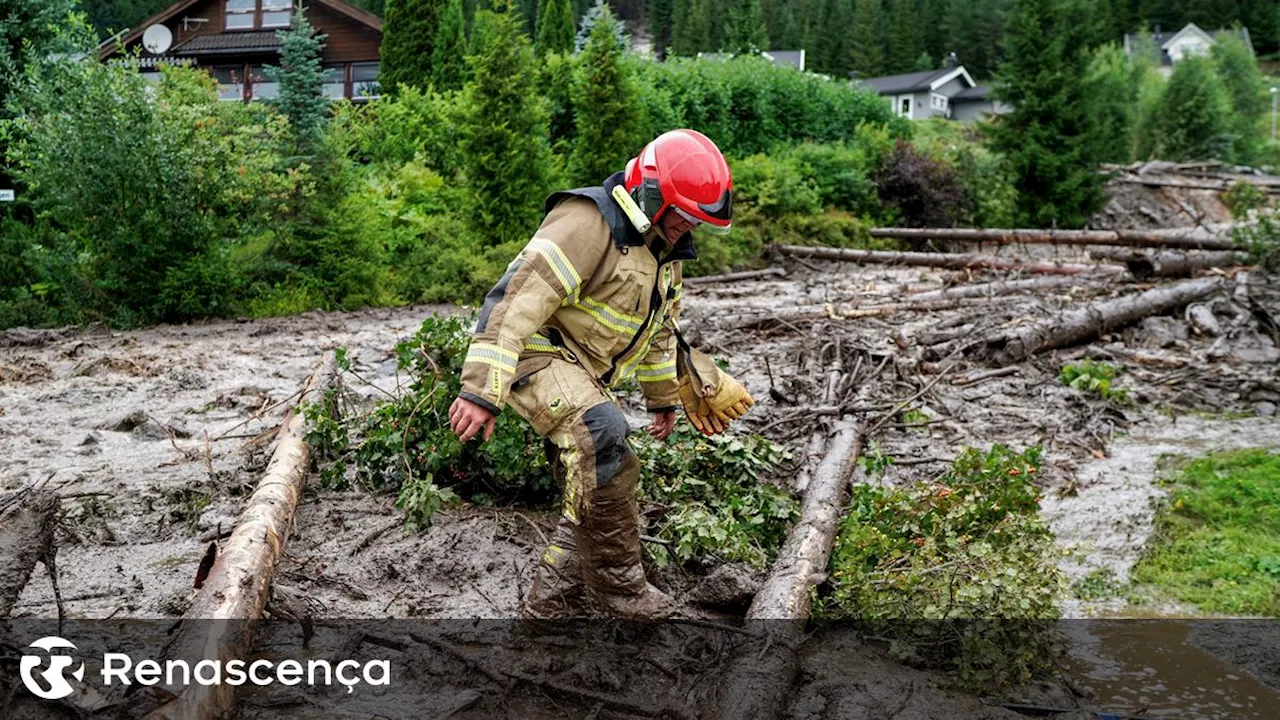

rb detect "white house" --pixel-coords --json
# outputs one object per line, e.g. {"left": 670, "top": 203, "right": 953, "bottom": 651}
{"left": 855, "top": 63, "right": 1008, "bottom": 122}
{"left": 1123, "top": 23, "right": 1254, "bottom": 77}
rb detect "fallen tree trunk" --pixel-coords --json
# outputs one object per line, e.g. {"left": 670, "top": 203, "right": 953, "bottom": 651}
{"left": 978, "top": 277, "right": 1225, "bottom": 364}
{"left": 722, "top": 296, "right": 1021, "bottom": 330}
{"left": 904, "top": 274, "right": 1115, "bottom": 303}
{"left": 685, "top": 267, "right": 786, "bottom": 286}
{"left": 865, "top": 227, "right": 1239, "bottom": 251}
{"left": 146, "top": 353, "right": 338, "bottom": 720}
{"left": 772, "top": 244, "right": 1123, "bottom": 275}
{"left": 1087, "top": 248, "right": 1247, "bottom": 279}
{"left": 0, "top": 490, "right": 59, "bottom": 618}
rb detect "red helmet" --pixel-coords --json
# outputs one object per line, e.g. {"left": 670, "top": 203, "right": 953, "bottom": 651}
{"left": 624, "top": 129, "right": 732, "bottom": 235}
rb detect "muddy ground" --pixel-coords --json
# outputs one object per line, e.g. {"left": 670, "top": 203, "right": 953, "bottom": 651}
{"left": 3, "top": 233, "right": 1280, "bottom": 718}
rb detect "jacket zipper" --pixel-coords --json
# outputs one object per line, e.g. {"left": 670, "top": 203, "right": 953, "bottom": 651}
{"left": 601, "top": 256, "right": 676, "bottom": 386}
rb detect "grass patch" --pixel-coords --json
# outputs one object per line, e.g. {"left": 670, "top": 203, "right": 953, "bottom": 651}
{"left": 1132, "top": 449, "right": 1280, "bottom": 616}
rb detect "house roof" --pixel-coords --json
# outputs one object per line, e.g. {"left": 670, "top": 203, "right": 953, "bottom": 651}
{"left": 98, "top": 0, "right": 381, "bottom": 60}
{"left": 856, "top": 66, "right": 976, "bottom": 95}
{"left": 173, "top": 31, "right": 283, "bottom": 56}
{"left": 951, "top": 85, "right": 991, "bottom": 102}
{"left": 760, "top": 50, "right": 805, "bottom": 72}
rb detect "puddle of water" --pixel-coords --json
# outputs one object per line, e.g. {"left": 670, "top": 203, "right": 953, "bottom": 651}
{"left": 1060, "top": 621, "right": 1280, "bottom": 720}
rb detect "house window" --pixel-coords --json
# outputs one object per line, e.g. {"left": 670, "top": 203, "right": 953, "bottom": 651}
{"left": 212, "top": 66, "right": 244, "bottom": 101}
{"left": 226, "top": 0, "right": 256, "bottom": 29}
{"left": 322, "top": 64, "right": 347, "bottom": 99}
{"left": 352, "top": 62, "right": 380, "bottom": 100}
{"left": 249, "top": 65, "right": 279, "bottom": 100}
{"left": 931, "top": 93, "right": 948, "bottom": 110}
{"left": 260, "top": 0, "right": 293, "bottom": 28}
{"left": 899, "top": 96, "right": 911, "bottom": 117}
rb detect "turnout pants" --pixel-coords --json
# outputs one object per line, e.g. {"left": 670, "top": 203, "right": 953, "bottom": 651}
{"left": 506, "top": 357, "right": 670, "bottom": 618}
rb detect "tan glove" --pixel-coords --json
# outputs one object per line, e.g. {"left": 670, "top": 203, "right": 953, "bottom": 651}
{"left": 676, "top": 344, "right": 753, "bottom": 435}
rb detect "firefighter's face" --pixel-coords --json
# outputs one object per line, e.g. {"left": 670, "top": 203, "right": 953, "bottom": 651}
{"left": 657, "top": 208, "right": 696, "bottom": 242}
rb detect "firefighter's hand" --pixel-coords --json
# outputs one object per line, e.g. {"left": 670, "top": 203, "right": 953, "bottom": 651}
{"left": 449, "top": 396, "right": 497, "bottom": 443}
{"left": 647, "top": 410, "right": 677, "bottom": 440}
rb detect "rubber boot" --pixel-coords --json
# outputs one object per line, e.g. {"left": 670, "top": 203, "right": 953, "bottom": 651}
{"left": 575, "top": 453, "right": 677, "bottom": 620}
{"left": 522, "top": 517, "right": 590, "bottom": 619}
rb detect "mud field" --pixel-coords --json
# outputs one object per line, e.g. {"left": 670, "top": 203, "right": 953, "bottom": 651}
{"left": 3, "top": 230, "right": 1280, "bottom": 718}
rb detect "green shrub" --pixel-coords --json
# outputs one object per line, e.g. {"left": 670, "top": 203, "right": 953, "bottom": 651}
{"left": 820, "top": 445, "right": 1064, "bottom": 691}
{"left": 329, "top": 86, "right": 463, "bottom": 173}
{"left": 1058, "top": 359, "right": 1129, "bottom": 403}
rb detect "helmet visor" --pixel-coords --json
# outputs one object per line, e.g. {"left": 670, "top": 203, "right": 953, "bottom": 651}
{"left": 674, "top": 206, "right": 732, "bottom": 235}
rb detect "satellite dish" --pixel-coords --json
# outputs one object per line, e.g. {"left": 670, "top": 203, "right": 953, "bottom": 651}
{"left": 142, "top": 24, "right": 173, "bottom": 55}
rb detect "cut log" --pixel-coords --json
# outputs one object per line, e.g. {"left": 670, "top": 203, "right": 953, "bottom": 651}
{"left": 978, "top": 277, "right": 1225, "bottom": 364}
{"left": 1086, "top": 248, "right": 1247, "bottom": 279}
{"left": 864, "top": 227, "right": 1239, "bottom": 251}
{"left": 712, "top": 424, "right": 864, "bottom": 720}
{"left": 772, "top": 244, "right": 1124, "bottom": 275}
{"left": 0, "top": 490, "right": 59, "bottom": 618}
{"left": 685, "top": 267, "right": 786, "bottom": 286}
{"left": 721, "top": 296, "right": 1022, "bottom": 330}
{"left": 145, "top": 352, "right": 338, "bottom": 720}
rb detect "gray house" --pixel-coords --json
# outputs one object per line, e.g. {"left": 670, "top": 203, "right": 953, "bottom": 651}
{"left": 855, "top": 65, "right": 1007, "bottom": 122}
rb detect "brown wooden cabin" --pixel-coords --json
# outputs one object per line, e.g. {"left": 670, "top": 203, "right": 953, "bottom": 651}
{"left": 97, "top": 0, "right": 382, "bottom": 102}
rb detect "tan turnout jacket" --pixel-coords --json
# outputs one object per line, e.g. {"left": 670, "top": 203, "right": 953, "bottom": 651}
{"left": 459, "top": 182, "right": 697, "bottom": 417}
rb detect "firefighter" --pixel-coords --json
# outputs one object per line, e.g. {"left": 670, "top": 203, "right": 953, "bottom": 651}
{"left": 448, "top": 129, "right": 755, "bottom": 619}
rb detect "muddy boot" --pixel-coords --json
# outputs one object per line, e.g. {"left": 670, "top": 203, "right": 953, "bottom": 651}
{"left": 522, "top": 517, "right": 590, "bottom": 620}
{"left": 575, "top": 455, "right": 678, "bottom": 620}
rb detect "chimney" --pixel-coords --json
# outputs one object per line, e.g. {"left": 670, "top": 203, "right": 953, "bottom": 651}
{"left": 945, "top": 52, "right": 959, "bottom": 69}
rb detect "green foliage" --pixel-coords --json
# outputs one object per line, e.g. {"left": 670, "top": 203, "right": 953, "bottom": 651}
{"left": 535, "top": 0, "right": 575, "bottom": 56}
{"left": 1083, "top": 44, "right": 1135, "bottom": 164}
{"left": 575, "top": 0, "right": 627, "bottom": 54}
{"left": 820, "top": 445, "right": 1064, "bottom": 691}
{"left": 670, "top": 0, "right": 712, "bottom": 57}
{"left": 634, "top": 426, "right": 797, "bottom": 568}
{"left": 1058, "top": 359, "right": 1129, "bottom": 403}
{"left": 847, "top": 0, "right": 880, "bottom": 77}
{"left": 858, "top": 440, "right": 895, "bottom": 476}
{"left": 1157, "top": 55, "right": 1232, "bottom": 161}
{"left": 307, "top": 314, "right": 797, "bottom": 567}
{"left": 910, "top": 119, "right": 1018, "bottom": 227}
{"left": 460, "top": 1, "right": 557, "bottom": 247}
{"left": 381, "top": 0, "right": 443, "bottom": 93}
{"left": 432, "top": 0, "right": 469, "bottom": 91}
{"left": 1223, "top": 181, "right": 1268, "bottom": 218}
{"left": 886, "top": 0, "right": 922, "bottom": 74}
{"left": 0, "top": 0, "right": 78, "bottom": 114}
{"left": 1071, "top": 567, "right": 1122, "bottom": 600}
{"left": 722, "top": 0, "right": 768, "bottom": 54}
{"left": 329, "top": 85, "right": 462, "bottom": 173}
{"left": 569, "top": 4, "right": 645, "bottom": 185}
{"left": 1132, "top": 449, "right": 1280, "bottom": 616}
{"left": 269, "top": 11, "right": 329, "bottom": 154}
{"left": 1211, "top": 33, "right": 1268, "bottom": 164}
{"left": 990, "top": 0, "right": 1105, "bottom": 228}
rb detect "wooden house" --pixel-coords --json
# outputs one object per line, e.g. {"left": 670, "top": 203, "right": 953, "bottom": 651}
{"left": 97, "top": 0, "right": 383, "bottom": 102}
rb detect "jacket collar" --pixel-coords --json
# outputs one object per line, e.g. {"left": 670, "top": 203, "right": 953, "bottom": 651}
{"left": 603, "top": 171, "right": 698, "bottom": 261}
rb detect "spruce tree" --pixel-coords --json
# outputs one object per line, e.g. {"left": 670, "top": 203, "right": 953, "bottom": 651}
{"left": 723, "top": 0, "right": 768, "bottom": 53}
{"left": 570, "top": 5, "right": 645, "bottom": 184}
{"left": 887, "top": 0, "right": 921, "bottom": 73}
{"left": 990, "top": 0, "right": 1103, "bottom": 227}
{"left": 460, "top": 0, "right": 555, "bottom": 246}
{"left": 576, "top": 0, "right": 627, "bottom": 53}
{"left": 848, "top": 0, "right": 882, "bottom": 77}
{"left": 1157, "top": 56, "right": 1231, "bottom": 161}
{"left": 536, "top": 0, "right": 575, "bottom": 55}
{"left": 1083, "top": 44, "right": 1135, "bottom": 164}
{"left": 381, "top": 0, "right": 443, "bottom": 92}
{"left": 649, "top": 0, "right": 676, "bottom": 57}
{"left": 671, "top": 0, "right": 712, "bottom": 55}
{"left": 1211, "top": 34, "right": 1266, "bottom": 164}
{"left": 432, "top": 0, "right": 468, "bottom": 90}
{"left": 270, "top": 10, "right": 329, "bottom": 154}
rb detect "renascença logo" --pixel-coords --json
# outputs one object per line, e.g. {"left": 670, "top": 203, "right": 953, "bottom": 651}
{"left": 20, "top": 637, "right": 86, "bottom": 700}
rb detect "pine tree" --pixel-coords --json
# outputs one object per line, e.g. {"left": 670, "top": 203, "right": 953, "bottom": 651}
{"left": 886, "top": 0, "right": 921, "bottom": 73}
{"left": 460, "top": 0, "right": 555, "bottom": 246}
{"left": 723, "top": 0, "right": 768, "bottom": 53}
{"left": 990, "top": 0, "right": 1104, "bottom": 227}
{"left": 570, "top": 4, "right": 645, "bottom": 184}
{"left": 945, "top": 0, "right": 1008, "bottom": 79}
{"left": 649, "top": 0, "right": 676, "bottom": 57}
{"left": 1158, "top": 55, "right": 1232, "bottom": 161}
{"left": 536, "top": 0, "right": 575, "bottom": 55}
{"left": 432, "top": 0, "right": 468, "bottom": 89}
{"left": 848, "top": 0, "right": 882, "bottom": 77}
{"left": 381, "top": 0, "right": 444, "bottom": 92}
{"left": 1083, "top": 44, "right": 1135, "bottom": 164}
{"left": 270, "top": 10, "right": 329, "bottom": 154}
{"left": 671, "top": 0, "right": 712, "bottom": 55}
